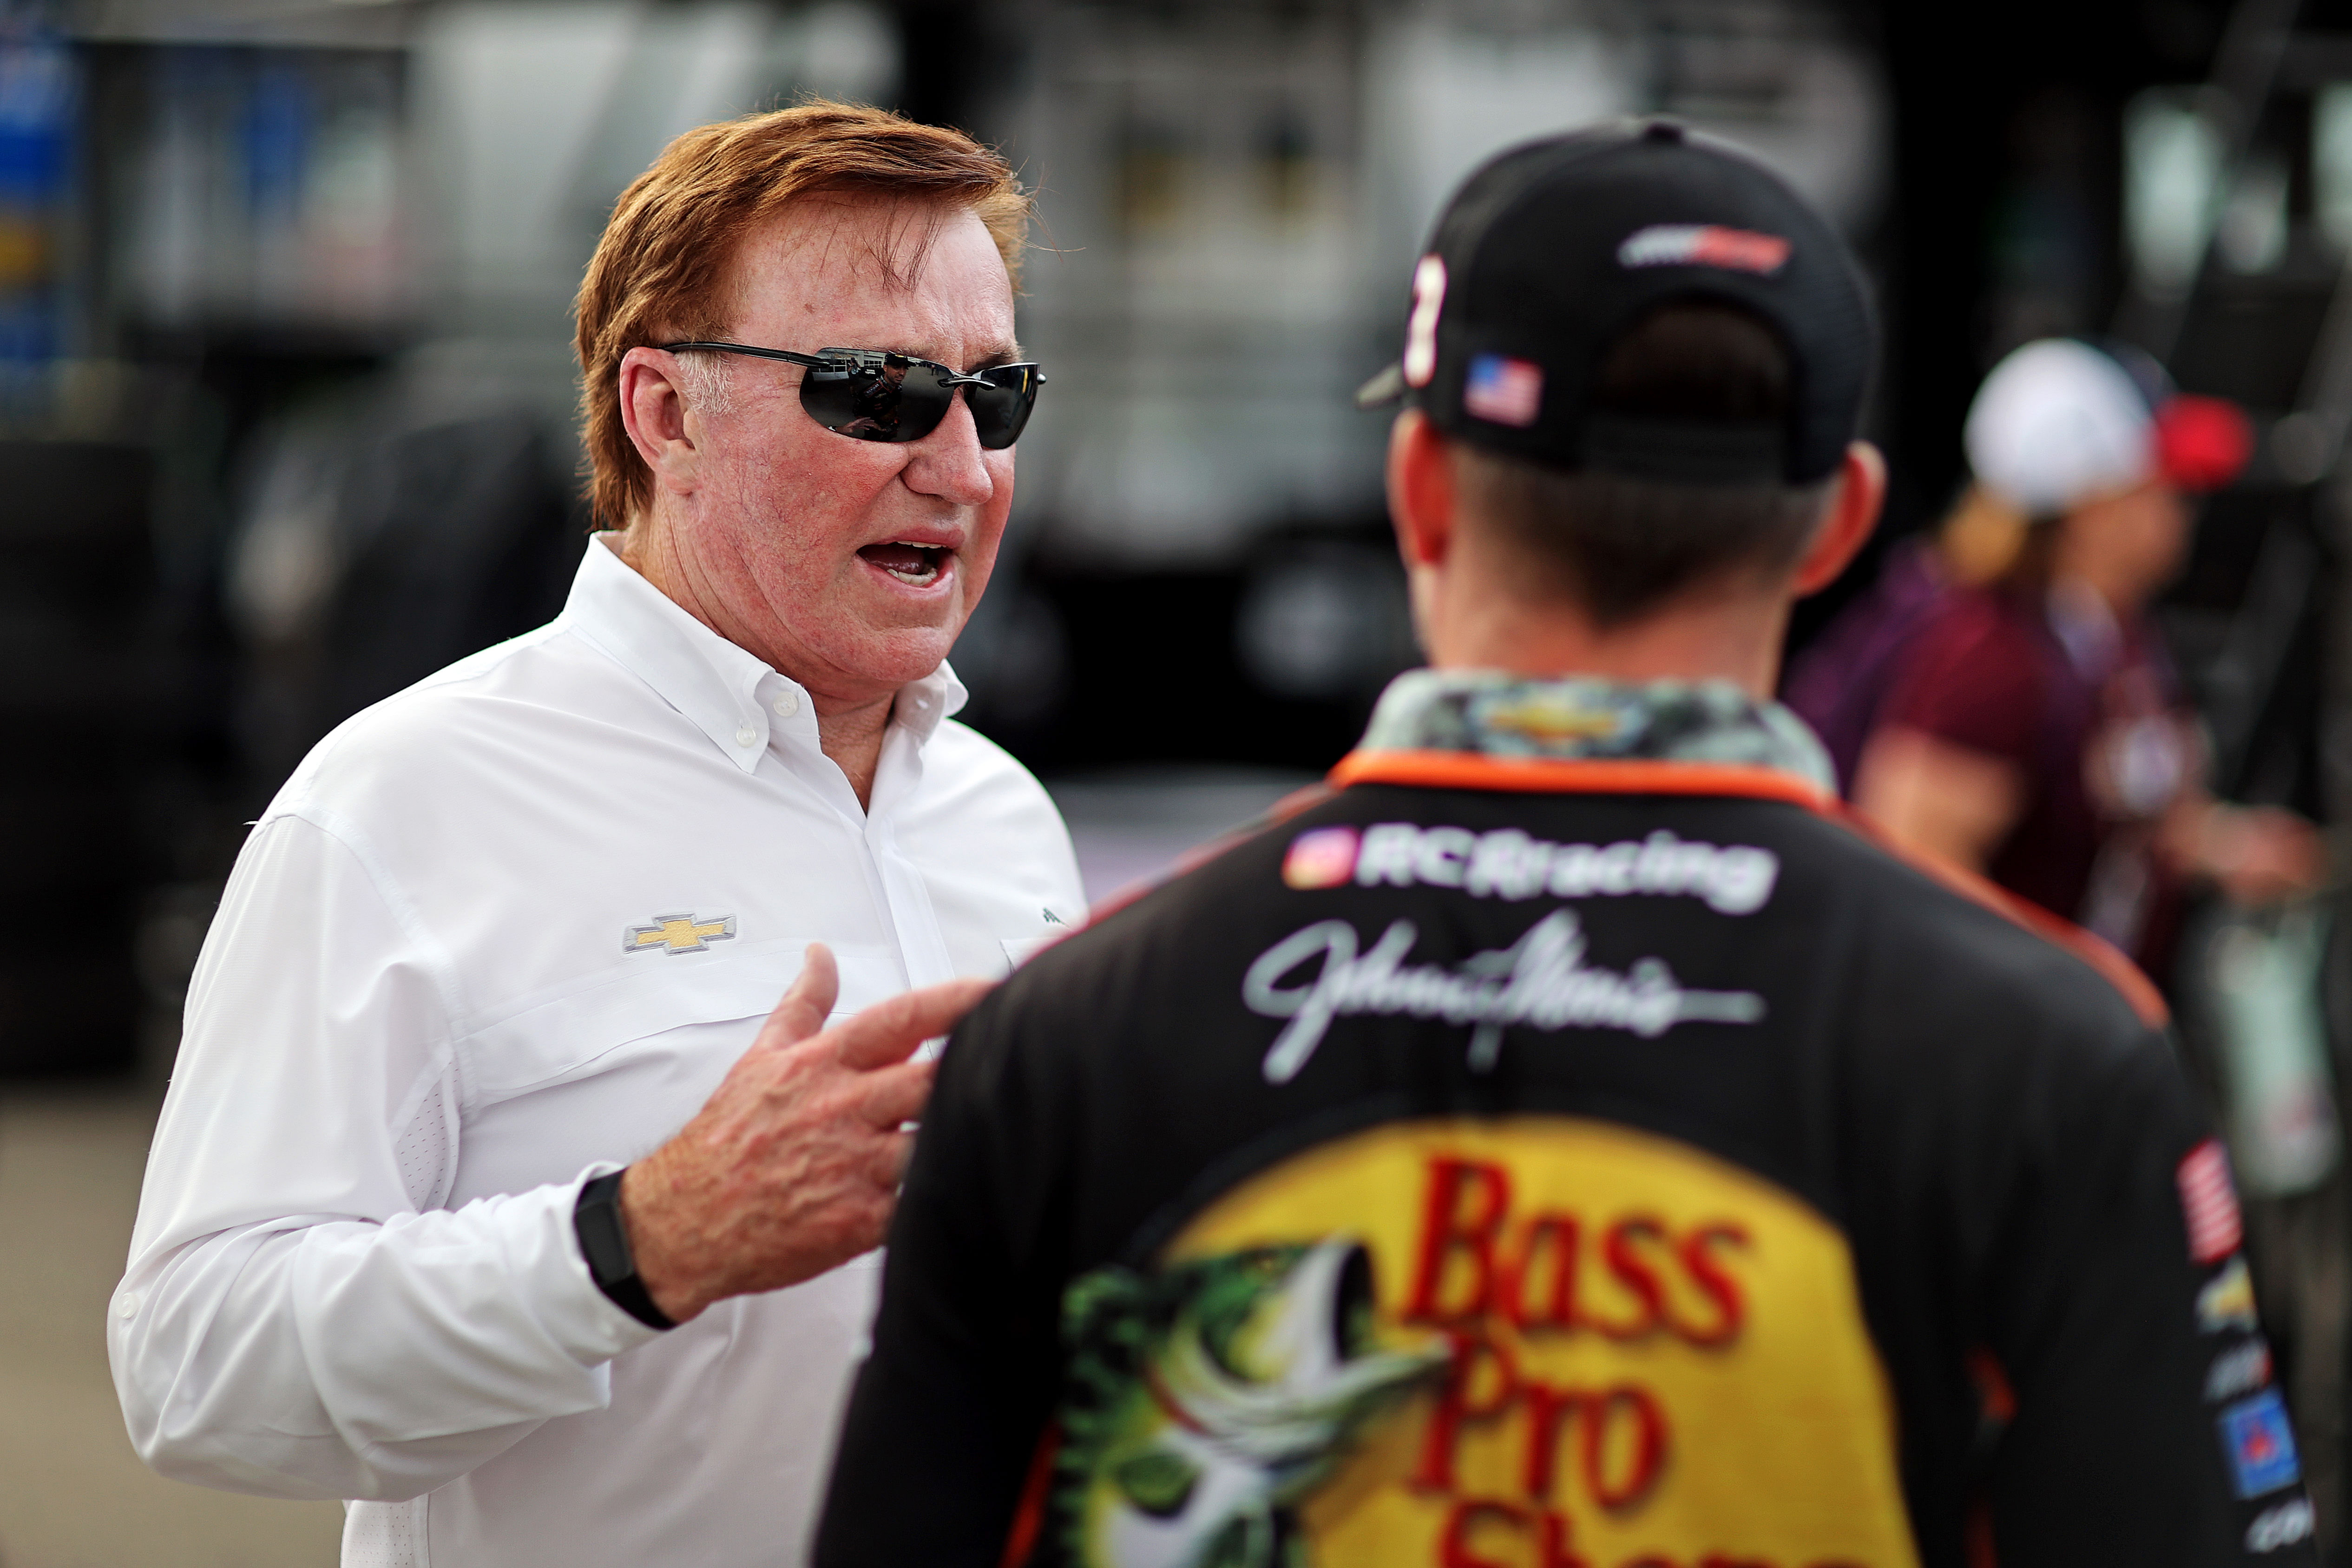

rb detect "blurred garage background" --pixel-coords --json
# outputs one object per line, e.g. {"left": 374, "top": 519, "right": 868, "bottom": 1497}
{"left": 5, "top": 0, "right": 2352, "bottom": 1560}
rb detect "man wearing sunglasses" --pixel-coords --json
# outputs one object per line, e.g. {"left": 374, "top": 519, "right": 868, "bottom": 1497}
{"left": 111, "top": 104, "right": 1079, "bottom": 1568}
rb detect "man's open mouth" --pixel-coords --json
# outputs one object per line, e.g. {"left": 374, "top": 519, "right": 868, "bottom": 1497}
{"left": 857, "top": 541, "right": 949, "bottom": 587}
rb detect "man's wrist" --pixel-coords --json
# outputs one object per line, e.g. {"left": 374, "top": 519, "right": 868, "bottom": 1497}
{"left": 573, "top": 1169, "right": 677, "bottom": 1331}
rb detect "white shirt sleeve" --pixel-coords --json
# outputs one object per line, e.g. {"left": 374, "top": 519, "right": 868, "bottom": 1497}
{"left": 108, "top": 812, "right": 662, "bottom": 1502}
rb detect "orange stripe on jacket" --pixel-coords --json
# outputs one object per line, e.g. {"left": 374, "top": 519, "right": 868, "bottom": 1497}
{"left": 997, "top": 1423, "right": 1060, "bottom": 1568}
{"left": 1328, "top": 749, "right": 1835, "bottom": 809}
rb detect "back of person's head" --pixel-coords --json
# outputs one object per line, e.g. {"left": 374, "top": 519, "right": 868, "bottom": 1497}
{"left": 1361, "top": 119, "right": 1875, "bottom": 627}
{"left": 574, "top": 102, "right": 1030, "bottom": 529}
{"left": 1452, "top": 300, "right": 1827, "bottom": 627}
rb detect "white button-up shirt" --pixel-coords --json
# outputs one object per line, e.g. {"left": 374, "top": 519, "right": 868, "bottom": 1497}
{"left": 110, "top": 536, "right": 1084, "bottom": 1567}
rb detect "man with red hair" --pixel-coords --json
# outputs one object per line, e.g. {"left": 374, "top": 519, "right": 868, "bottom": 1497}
{"left": 110, "top": 103, "right": 1078, "bottom": 1566}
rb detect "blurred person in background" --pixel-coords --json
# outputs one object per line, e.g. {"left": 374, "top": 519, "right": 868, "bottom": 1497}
{"left": 107, "top": 103, "right": 1081, "bottom": 1568}
{"left": 815, "top": 122, "right": 2317, "bottom": 1568}
{"left": 1782, "top": 479, "right": 2062, "bottom": 788}
{"left": 1809, "top": 338, "right": 2321, "bottom": 968}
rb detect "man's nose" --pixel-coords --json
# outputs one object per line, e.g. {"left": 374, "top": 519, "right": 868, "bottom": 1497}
{"left": 901, "top": 396, "right": 995, "bottom": 507}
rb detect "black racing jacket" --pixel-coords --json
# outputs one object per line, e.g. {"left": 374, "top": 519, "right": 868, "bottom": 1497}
{"left": 816, "top": 750, "right": 2317, "bottom": 1568}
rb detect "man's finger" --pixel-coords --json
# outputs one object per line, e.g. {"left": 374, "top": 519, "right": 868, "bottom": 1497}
{"left": 832, "top": 977, "right": 995, "bottom": 1070}
{"left": 760, "top": 943, "right": 841, "bottom": 1049}
{"left": 849, "top": 1058, "right": 936, "bottom": 1129}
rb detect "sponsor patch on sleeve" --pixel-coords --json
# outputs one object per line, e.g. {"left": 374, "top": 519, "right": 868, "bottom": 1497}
{"left": 2248, "top": 1496, "right": 2316, "bottom": 1553}
{"left": 2220, "top": 1390, "right": 2302, "bottom": 1499}
{"left": 2206, "top": 1339, "right": 2274, "bottom": 1402}
{"left": 2179, "top": 1140, "right": 2244, "bottom": 1264}
{"left": 1463, "top": 354, "right": 1544, "bottom": 428}
{"left": 2198, "top": 1256, "right": 2260, "bottom": 1335}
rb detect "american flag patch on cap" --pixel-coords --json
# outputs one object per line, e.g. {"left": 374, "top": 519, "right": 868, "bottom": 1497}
{"left": 1463, "top": 354, "right": 1544, "bottom": 427}
{"left": 2179, "top": 1139, "right": 2243, "bottom": 1264}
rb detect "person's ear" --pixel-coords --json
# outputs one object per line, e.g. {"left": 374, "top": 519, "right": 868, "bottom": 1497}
{"left": 1791, "top": 440, "right": 1886, "bottom": 595}
{"left": 618, "top": 348, "right": 705, "bottom": 497}
{"left": 1386, "top": 409, "right": 1457, "bottom": 569}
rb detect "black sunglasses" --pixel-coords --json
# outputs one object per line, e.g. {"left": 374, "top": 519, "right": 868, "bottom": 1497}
{"left": 657, "top": 342, "right": 1044, "bottom": 450}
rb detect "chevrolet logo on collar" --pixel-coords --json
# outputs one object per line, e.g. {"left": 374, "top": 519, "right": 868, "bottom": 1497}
{"left": 624, "top": 912, "right": 737, "bottom": 956}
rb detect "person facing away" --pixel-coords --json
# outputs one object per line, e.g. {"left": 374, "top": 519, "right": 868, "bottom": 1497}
{"left": 1836, "top": 338, "right": 2319, "bottom": 968}
{"left": 108, "top": 104, "right": 1080, "bottom": 1566}
{"left": 813, "top": 121, "right": 2319, "bottom": 1568}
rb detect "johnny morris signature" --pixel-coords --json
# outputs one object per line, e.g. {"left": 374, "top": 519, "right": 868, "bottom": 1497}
{"left": 1240, "top": 910, "right": 1766, "bottom": 1083}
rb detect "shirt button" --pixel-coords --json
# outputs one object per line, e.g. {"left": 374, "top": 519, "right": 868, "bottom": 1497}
{"left": 734, "top": 724, "right": 758, "bottom": 748}
{"left": 771, "top": 691, "right": 800, "bottom": 717}
{"left": 116, "top": 1291, "right": 141, "bottom": 1320}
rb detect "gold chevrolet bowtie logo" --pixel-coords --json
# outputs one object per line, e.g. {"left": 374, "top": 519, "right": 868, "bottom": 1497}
{"left": 623, "top": 911, "right": 737, "bottom": 957}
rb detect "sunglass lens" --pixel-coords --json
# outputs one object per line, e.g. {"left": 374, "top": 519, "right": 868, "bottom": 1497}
{"left": 800, "top": 352, "right": 955, "bottom": 444}
{"left": 799, "top": 352, "right": 1039, "bottom": 447}
{"left": 967, "top": 365, "right": 1041, "bottom": 450}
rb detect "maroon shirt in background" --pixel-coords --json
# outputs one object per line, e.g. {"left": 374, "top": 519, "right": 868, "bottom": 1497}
{"left": 1781, "top": 537, "right": 1950, "bottom": 791}
{"left": 1876, "top": 585, "right": 2188, "bottom": 957}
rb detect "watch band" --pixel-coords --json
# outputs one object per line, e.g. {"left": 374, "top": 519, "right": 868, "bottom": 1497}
{"left": 573, "top": 1169, "right": 676, "bottom": 1330}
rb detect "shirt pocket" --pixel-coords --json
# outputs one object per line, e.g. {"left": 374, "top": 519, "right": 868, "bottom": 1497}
{"left": 452, "top": 938, "right": 906, "bottom": 1110}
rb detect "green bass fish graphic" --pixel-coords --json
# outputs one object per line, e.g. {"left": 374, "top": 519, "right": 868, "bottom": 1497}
{"left": 1055, "top": 1238, "right": 1446, "bottom": 1568}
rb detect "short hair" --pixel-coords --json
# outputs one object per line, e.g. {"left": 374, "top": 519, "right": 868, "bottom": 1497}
{"left": 1450, "top": 301, "right": 1833, "bottom": 628}
{"left": 574, "top": 102, "right": 1031, "bottom": 528}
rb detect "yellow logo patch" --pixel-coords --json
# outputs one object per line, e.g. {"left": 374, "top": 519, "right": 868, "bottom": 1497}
{"left": 623, "top": 911, "right": 736, "bottom": 956}
{"left": 1143, "top": 1117, "right": 1920, "bottom": 1568}
{"left": 1480, "top": 699, "right": 1626, "bottom": 746}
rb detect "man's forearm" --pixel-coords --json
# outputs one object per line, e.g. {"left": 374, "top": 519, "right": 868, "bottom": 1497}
{"left": 111, "top": 1177, "right": 660, "bottom": 1501}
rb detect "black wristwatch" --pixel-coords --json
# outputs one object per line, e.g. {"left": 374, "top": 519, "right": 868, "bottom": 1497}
{"left": 573, "top": 1169, "right": 676, "bottom": 1330}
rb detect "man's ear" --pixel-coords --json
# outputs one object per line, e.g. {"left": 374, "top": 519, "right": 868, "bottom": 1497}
{"left": 618, "top": 348, "right": 704, "bottom": 497}
{"left": 1386, "top": 409, "right": 1457, "bottom": 569}
{"left": 1791, "top": 440, "right": 1886, "bottom": 596}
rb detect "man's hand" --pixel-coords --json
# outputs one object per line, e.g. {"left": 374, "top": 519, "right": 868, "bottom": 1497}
{"left": 2186, "top": 800, "right": 2328, "bottom": 907}
{"left": 618, "top": 944, "right": 992, "bottom": 1324}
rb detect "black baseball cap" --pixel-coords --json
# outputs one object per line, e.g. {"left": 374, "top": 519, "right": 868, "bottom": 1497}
{"left": 1358, "top": 118, "right": 1876, "bottom": 486}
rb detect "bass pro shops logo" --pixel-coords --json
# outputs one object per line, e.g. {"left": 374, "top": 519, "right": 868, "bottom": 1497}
{"left": 1049, "top": 1119, "right": 1925, "bottom": 1568}
{"left": 1242, "top": 912, "right": 1766, "bottom": 1082}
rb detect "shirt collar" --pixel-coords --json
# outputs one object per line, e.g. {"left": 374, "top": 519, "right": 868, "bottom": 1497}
{"left": 1357, "top": 667, "right": 1836, "bottom": 794}
{"left": 558, "top": 535, "right": 967, "bottom": 771}
{"left": 894, "top": 661, "right": 969, "bottom": 742}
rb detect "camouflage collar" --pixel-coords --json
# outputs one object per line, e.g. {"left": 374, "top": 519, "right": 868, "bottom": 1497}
{"left": 1357, "top": 669, "right": 1836, "bottom": 794}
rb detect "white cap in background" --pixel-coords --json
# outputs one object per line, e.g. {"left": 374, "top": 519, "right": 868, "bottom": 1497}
{"left": 1964, "top": 337, "right": 2252, "bottom": 518}
{"left": 1965, "top": 339, "right": 2160, "bottom": 517}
